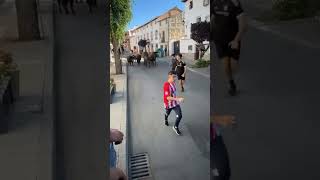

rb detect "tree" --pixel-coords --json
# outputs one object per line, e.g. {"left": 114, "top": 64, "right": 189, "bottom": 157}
{"left": 191, "top": 21, "right": 210, "bottom": 59}
{"left": 110, "top": 0, "right": 132, "bottom": 74}
{"left": 15, "top": 0, "right": 41, "bottom": 41}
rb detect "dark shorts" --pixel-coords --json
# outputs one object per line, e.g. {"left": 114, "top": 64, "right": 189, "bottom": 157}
{"left": 215, "top": 41, "right": 241, "bottom": 61}
{"left": 177, "top": 74, "right": 185, "bottom": 80}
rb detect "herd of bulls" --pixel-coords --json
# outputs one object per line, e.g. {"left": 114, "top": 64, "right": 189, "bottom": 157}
{"left": 127, "top": 52, "right": 157, "bottom": 68}
{"left": 57, "top": 0, "right": 97, "bottom": 14}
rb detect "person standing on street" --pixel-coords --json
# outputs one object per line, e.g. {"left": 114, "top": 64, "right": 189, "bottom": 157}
{"left": 175, "top": 53, "right": 187, "bottom": 92}
{"left": 164, "top": 47, "right": 168, "bottom": 56}
{"left": 163, "top": 71, "right": 185, "bottom": 135}
{"left": 170, "top": 54, "right": 177, "bottom": 71}
{"left": 211, "top": 0, "right": 248, "bottom": 96}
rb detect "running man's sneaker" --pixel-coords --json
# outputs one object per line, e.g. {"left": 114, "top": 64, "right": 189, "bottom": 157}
{"left": 181, "top": 86, "right": 185, "bottom": 92}
{"left": 165, "top": 120, "right": 169, "bottom": 126}
{"left": 173, "top": 126, "right": 181, "bottom": 135}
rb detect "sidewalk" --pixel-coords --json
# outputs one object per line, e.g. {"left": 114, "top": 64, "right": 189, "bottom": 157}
{"left": 158, "top": 56, "right": 210, "bottom": 78}
{"left": 242, "top": 0, "right": 320, "bottom": 49}
{"left": 0, "top": 1, "right": 54, "bottom": 180}
{"left": 110, "top": 65, "right": 128, "bottom": 176}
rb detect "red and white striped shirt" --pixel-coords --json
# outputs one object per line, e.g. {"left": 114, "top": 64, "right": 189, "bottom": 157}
{"left": 163, "top": 82, "right": 178, "bottom": 109}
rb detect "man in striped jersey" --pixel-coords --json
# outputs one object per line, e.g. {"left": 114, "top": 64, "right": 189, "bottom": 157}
{"left": 163, "top": 71, "right": 185, "bottom": 135}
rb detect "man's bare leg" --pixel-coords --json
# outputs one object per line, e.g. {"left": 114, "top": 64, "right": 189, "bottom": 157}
{"left": 223, "top": 57, "right": 237, "bottom": 96}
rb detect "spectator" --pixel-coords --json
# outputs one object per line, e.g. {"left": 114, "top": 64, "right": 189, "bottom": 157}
{"left": 110, "top": 129, "right": 127, "bottom": 180}
{"left": 169, "top": 54, "right": 177, "bottom": 71}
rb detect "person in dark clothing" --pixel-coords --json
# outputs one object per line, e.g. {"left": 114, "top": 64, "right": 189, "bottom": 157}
{"left": 211, "top": 0, "right": 248, "bottom": 96}
{"left": 211, "top": 115, "right": 236, "bottom": 180}
{"left": 174, "top": 53, "right": 186, "bottom": 92}
{"left": 170, "top": 54, "right": 177, "bottom": 72}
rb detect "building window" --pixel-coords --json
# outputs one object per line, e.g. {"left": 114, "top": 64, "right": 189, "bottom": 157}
{"left": 188, "top": 45, "right": 193, "bottom": 51}
{"left": 155, "top": 30, "right": 158, "bottom": 40}
{"left": 196, "top": 17, "right": 201, "bottom": 23}
{"left": 162, "top": 31, "right": 165, "bottom": 43}
{"left": 189, "top": 1, "right": 193, "bottom": 9}
{"left": 203, "top": 0, "right": 209, "bottom": 6}
{"left": 156, "top": 44, "right": 158, "bottom": 49}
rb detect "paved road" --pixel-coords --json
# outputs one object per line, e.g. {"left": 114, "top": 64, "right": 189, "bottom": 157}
{"left": 213, "top": 26, "right": 320, "bottom": 180}
{"left": 128, "top": 59, "right": 210, "bottom": 180}
{"left": 54, "top": 2, "right": 108, "bottom": 180}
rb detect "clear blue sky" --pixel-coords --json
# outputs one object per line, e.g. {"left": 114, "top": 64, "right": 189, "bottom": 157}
{"left": 127, "top": 0, "right": 185, "bottom": 30}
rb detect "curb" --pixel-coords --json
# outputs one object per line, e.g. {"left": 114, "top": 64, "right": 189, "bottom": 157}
{"left": 125, "top": 64, "right": 129, "bottom": 177}
{"left": 248, "top": 18, "right": 320, "bottom": 49}
{"left": 186, "top": 66, "right": 210, "bottom": 79}
{"left": 113, "top": 63, "right": 129, "bottom": 176}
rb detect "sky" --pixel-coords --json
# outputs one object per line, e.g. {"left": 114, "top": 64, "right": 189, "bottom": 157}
{"left": 127, "top": 0, "right": 185, "bottom": 30}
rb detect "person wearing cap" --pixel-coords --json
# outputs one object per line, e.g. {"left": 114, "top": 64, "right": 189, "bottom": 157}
{"left": 163, "top": 71, "right": 185, "bottom": 135}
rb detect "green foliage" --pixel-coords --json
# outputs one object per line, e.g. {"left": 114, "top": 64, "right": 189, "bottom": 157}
{"left": 0, "top": 49, "right": 18, "bottom": 82}
{"left": 110, "top": 0, "right": 132, "bottom": 42}
{"left": 192, "top": 59, "right": 210, "bottom": 68}
{"left": 272, "top": 0, "right": 308, "bottom": 20}
{"left": 190, "top": 21, "right": 210, "bottom": 44}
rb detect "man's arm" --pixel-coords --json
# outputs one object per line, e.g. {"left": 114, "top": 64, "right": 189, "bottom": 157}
{"left": 234, "top": 13, "right": 248, "bottom": 42}
{"left": 167, "top": 96, "right": 180, "bottom": 101}
{"left": 211, "top": 115, "right": 236, "bottom": 127}
{"left": 110, "top": 167, "right": 127, "bottom": 180}
{"left": 182, "top": 65, "right": 187, "bottom": 76}
{"left": 164, "top": 84, "right": 183, "bottom": 101}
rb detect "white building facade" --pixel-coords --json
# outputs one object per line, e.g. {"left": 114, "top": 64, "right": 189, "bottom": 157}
{"left": 127, "top": 7, "right": 184, "bottom": 56}
{"left": 180, "top": 0, "right": 210, "bottom": 59}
